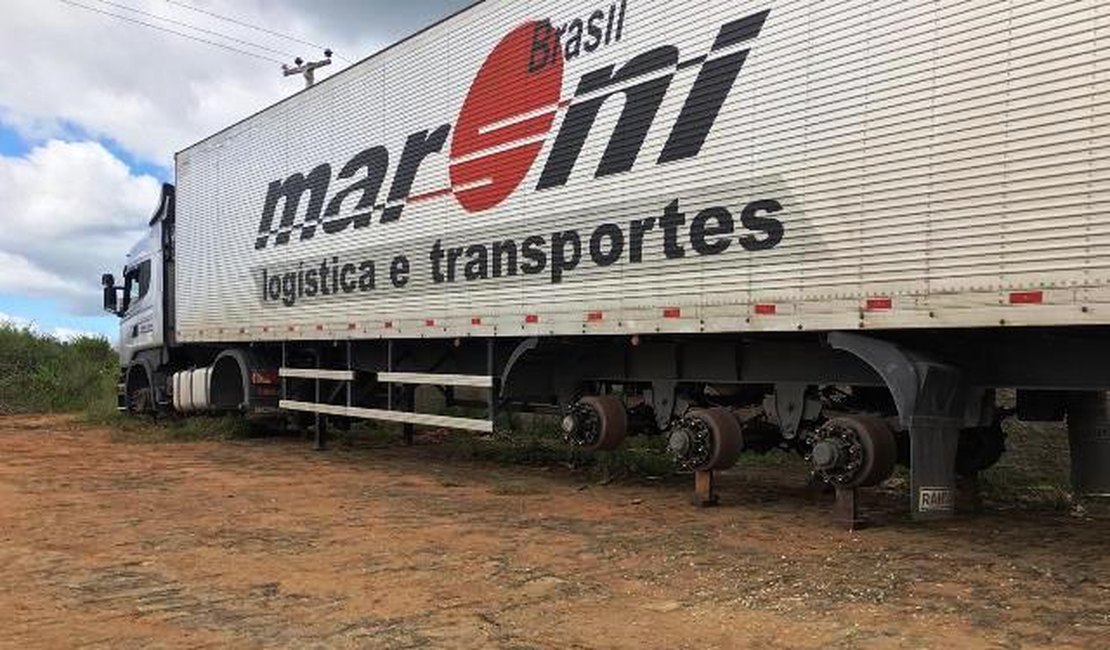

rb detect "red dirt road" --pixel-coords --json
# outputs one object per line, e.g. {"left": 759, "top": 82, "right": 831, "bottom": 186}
{"left": 1, "top": 415, "right": 1108, "bottom": 649}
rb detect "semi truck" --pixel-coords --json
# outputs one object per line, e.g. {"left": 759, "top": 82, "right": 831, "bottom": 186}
{"left": 102, "top": 0, "right": 1110, "bottom": 525}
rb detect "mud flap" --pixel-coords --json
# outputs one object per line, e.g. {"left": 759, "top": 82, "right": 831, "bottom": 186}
{"left": 908, "top": 415, "right": 961, "bottom": 519}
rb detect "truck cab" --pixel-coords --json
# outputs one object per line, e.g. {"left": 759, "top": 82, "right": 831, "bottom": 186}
{"left": 101, "top": 184, "right": 176, "bottom": 411}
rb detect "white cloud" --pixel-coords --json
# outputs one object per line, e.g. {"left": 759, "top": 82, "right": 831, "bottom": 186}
{"left": 0, "top": 140, "right": 160, "bottom": 313}
{"left": 0, "top": 0, "right": 402, "bottom": 164}
{"left": 49, "top": 325, "right": 107, "bottom": 342}
{"left": 0, "top": 310, "right": 106, "bottom": 342}
{"left": 0, "top": 310, "right": 32, "bottom": 329}
{"left": 0, "top": 0, "right": 466, "bottom": 322}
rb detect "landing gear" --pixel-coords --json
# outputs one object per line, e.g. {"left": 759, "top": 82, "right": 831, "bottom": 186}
{"left": 808, "top": 415, "right": 897, "bottom": 529}
{"left": 561, "top": 395, "right": 628, "bottom": 451}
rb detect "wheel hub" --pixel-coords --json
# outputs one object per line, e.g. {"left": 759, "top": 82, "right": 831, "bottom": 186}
{"left": 563, "top": 402, "right": 601, "bottom": 447}
{"left": 667, "top": 416, "right": 713, "bottom": 471}
{"left": 808, "top": 421, "right": 865, "bottom": 485}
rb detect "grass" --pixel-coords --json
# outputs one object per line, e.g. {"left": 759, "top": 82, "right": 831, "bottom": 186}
{"left": 0, "top": 324, "right": 117, "bottom": 414}
{"left": 0, "top": 323, "right": 1082, "bottom": 505}
{"left": 979, "top": 417, "right": 1073, "bottom": 509}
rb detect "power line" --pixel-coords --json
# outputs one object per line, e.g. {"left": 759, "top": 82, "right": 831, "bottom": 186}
{"left": 91, "top": 0, "right": 299, "bottom": 60}
{"left": 163, "top": 0, "right": 352, "bottom": 63}
{"left": 56, "top": 0, "right": 283, "bottom": 64}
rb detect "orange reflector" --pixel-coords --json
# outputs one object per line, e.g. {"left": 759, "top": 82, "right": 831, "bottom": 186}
{"left": 587, "top": 311, "right": 603, "bottom": 322}
{"left": 866, "top": 297, "right": 892, "bottom": 311}
{"left": 754, "top": 303, "right": 776, "bottom": 315}
{"left": 525, "top": 314, "right": 539, "bottom": 324}
{"left": 1009, "top": 291, "right": 1043, "bottom": 304}
{"left": 663, "top": 307, "right": 681, "bottom": 319}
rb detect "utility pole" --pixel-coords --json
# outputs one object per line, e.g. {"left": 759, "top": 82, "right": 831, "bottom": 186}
{"left": 283, "top": 49, "right": 332, "bottom": 89}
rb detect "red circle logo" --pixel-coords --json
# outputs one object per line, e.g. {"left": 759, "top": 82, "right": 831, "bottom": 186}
{"left": 450, "top": 22, "right": 564, "bottom": 212}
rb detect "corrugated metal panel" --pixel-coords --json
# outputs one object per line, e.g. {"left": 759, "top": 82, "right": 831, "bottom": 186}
{"left": 175, "top": 0, "right": 1110, "bottom": 342}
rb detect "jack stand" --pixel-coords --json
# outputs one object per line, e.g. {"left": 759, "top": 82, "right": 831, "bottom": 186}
{"left": 833, "top": 486, "right": 866, "bottom": 530}
{"left": 806, "top": 474, "right": 835, "bottom": 501}
{"left": 402, "top": 386, "right": 415, "bottom": 446}
{"left": 313, "top": 414, "right": 327, "bottom": 451}
{"left": 692, "top": 470, "right": 719, "bottom": 507}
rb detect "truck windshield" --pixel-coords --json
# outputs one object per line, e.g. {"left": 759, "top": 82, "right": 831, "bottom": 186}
{"left": 121, "top": 259, "right": 151, "bottom": 314}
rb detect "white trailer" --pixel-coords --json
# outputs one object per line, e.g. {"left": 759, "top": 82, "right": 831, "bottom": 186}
{"left": 103, "top": 0, "right": 1110, "bottom": 525}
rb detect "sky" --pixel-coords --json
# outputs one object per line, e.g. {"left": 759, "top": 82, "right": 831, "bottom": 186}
{"left": 0, "top": 0, "right": 471, "bottom": 341}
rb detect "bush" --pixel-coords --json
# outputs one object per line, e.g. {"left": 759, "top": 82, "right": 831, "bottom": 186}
{"left": 0, "top": 323, "right": 117, "bottom": 414}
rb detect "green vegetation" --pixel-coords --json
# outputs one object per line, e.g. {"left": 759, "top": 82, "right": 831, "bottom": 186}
{"left": 0, "top": 323, "right": 117, "bottom": 414}
{"left": 0, "top": 325, "right": 1078, "bottom": 505}
{"left": 980, "top": 418, "right": 1072, "bottom": 509}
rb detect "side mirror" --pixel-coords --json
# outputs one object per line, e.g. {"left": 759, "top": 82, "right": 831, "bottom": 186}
{"left": 101, "top": 273, "right": 115, "bottom": 287}
{"left": 102, "top": 285, "right": 118, "bottom": 315}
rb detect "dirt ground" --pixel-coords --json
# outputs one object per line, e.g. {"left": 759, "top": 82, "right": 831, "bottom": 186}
{"left": 1, "top": 415, "right": 1108, "bottom": 649}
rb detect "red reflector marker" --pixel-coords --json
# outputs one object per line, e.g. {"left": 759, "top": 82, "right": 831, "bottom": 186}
{"left": 383, "top": 321, "right": 394, "bottom": 329}
{"left": 316, "top": 324, "right": 324, "bottom": 331}
{"left": 471, "top": 317, "right": 482, "bottom": 326}
{"left": 587, "top": 311, "right": 603, "bottom": 322}
{"left": 525, "top": 314, "right": 539, "bottom": 324}
{"left": 866, "top": 297, "right": 892, "bottom": 311}
{"left": 250, "top": 370, "right": 279, "bottom": 385}
{"left": 663, "top": 307, "right": 681, "bottom": 319}
{"left": 425, "top": 318, "right": 436, "bottom": 327}
{"left": 347, "top": 322, "right": 357, "bottom": 330}
{"left": 1009, "top": 291, "right": 1043, "bottom": 305}
{"left": 754, "top": 303, "right": 776, "bottom": 315}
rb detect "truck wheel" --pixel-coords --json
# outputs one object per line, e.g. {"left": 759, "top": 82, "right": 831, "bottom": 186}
{"left": 562, "top": 395, "right": 628, "bottom": 451}
{"left": 667, "top": 407, "right": 743, "bottom": 471}
{"left": 128, "top": 386, "right": 153, "bottom": 415}
{"left": 810, "top": 415, "right": 896, "bottom": 488}
{"left": 125, "top": 364, "right": 155, "bottom": 415}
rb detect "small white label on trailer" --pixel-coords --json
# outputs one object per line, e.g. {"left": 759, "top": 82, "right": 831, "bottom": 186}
{"left": 918, "top": 487, "right": 955, "bottom": 513}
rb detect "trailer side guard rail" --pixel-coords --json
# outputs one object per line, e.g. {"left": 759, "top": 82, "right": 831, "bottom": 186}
{"left": 376, "top": 372, "right": 492, "bottom": 388}
{"left": 278, "top": 399, "right": 493, "bottom": 433}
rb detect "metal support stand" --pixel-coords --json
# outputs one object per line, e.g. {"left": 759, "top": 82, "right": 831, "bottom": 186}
{"left": 833, "top": 486, "right": 866, "bottom": 530}
{"left": 1066, "top": 392, "right": 1110, "bottom": 497}
{"left": 346, "top": 340, "right": 352, "bottom": 410}
{"left": 486, "top": 339, "right": 495, "bottom": 427}
{"left": 313, "top": 346, "right": 326, "bottom": 451}
{"left": 692, "top": 470, "right": 719, "bottom": 507}
{"left": 386, "top": 340, "right": 394, "bottom": 411}
{"left": 402, "top": 386, "right": 415, "bottom": 446}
